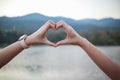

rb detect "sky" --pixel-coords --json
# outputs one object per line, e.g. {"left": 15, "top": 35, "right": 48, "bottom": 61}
{"left": 0, "top": 0, "right": 120, "bottom": 19}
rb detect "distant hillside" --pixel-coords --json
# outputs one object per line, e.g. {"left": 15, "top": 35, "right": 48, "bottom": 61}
{"left": 0, "top": 13, "right": 120, "bottom": 32}
{"left": 0, "top": 13, "right": 120, "bottom": 46}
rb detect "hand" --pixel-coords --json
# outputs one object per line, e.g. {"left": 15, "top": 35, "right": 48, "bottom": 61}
{"left": 25, "top": 20, "right": 56, "bottom": 46}
{"left": 55, "top": 20, "right": 86, "bottom": 46}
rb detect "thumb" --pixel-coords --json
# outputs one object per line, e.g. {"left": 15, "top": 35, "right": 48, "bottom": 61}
{"left": 55, "top": 39, "right": 68, "bottom": 47}
{"left": 46, "top": 40, "right": 56, "bottom": 47}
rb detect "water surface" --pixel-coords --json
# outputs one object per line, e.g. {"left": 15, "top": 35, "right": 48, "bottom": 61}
{"left": 0, "top": 45, "right": 120, "bottom": 80}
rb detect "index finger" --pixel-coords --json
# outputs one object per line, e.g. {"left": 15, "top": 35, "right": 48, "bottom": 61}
{"left": 56, "top": 20, "right": 72, "bottom": 32}
{"left": 41, "top": 20, "right": 56, "bottom": 33}
{"left": 46, "top": 20, "right": 56, "bottom": 30}
{"left": 56, "top": 21, "right": 67, "bottom": 29}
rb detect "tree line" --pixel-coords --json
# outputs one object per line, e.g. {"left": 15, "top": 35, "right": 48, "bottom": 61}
{"left": 0, "top": 29, "right": 120, "bottom": 47}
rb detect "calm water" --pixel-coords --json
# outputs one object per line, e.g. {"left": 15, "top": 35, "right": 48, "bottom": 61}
{"left": 0, "top": 45, "right": 120, "bottom": 80}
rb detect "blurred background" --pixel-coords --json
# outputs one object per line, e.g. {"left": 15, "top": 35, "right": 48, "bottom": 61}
{"left": 0, "top": 0, "right": 120, "bottom": 80}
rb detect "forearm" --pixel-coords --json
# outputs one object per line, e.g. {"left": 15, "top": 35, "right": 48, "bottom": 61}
{"left": 0, "top": 21, "right": 56, "bottom": 69}
{"left": 78, "top": 37, "right": 120, "bottom": 79}
{"left": 0, "top": 41, "right": 24, "bottom": 68}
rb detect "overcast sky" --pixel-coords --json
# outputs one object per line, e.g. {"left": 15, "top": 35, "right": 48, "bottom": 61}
{"left": 0, "top": 0, "right": 120, "bottom": 19}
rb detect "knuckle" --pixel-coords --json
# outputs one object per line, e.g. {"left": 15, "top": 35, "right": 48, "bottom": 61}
{"left": 47, "top": 20, "right": 53, "bottom": 23}
{"left": 60, "top": 20, "right": 64, "bottom": 23}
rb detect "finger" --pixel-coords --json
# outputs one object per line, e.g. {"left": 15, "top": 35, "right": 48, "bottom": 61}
{"left": 41, "top": 20, "right": 56, "bottom": 34}
{"left": 55, "top": 39, "right": 68, "bottom": 47}
{"left": 47, "top": 20, "right": 56, "bottom": 30}
{"left": 56, "top": 21, "right": 68, "bottom": 35}
{"left": 45, "top": 40, "right": 56, "bottom": 47}
{"left": 56, "top": 20, "right": 71, "bottom": 33}
{"left": 56, "top": 20, "right": 66, "bottom": 29}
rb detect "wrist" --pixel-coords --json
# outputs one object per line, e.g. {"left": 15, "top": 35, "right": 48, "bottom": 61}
{"left": 18, "top": 34, "right": 32, "bottom": 49}
{"left": 77, "top": 37, "right": 88, "bottom": 47}
{"left": 24, "top": 35, "right": 34, "bottom": 46}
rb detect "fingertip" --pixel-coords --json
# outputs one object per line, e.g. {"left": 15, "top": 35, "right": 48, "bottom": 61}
{"left": 53, "top": 44, "right": 57, "bottom": 47}
{"left": 47, "top": 20, "right": 55, "bottom": 24}
{"left": 49, "top": 20, "right": 56, "bottom": 26}
{"left": 47, "top": 23, "right": 55, "bottom": 31}
{"left": 55, "top": 24, "right": 57, "bottom": 30}
{"left": 56, "top": 20, "right": 69, "bottom": 30}
{"left": 48, "top": 42, "right": 55, "bottom": 46}
{"left": 56, "top": 22, "right": 63, "bottom": 29}
{"left": 46, "top": 40, "right": 56, "bottom": 47}
{"left": 55, "top": 41, "right": 62, "bottom": 46}
{"left": 55, "top": 43, "right": 59, "bottom": 47}
{"left": 57, "top": 20, "right": 64, "bottom": 24}
{"left": 50, "top": 23, "right": 56, "bottom": 29}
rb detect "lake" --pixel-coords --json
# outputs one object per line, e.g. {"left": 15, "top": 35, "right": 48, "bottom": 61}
{"left": 0, "top": 45, "right": 120, "bottom": 80}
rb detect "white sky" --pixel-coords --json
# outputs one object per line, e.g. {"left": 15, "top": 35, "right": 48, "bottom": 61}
{"left": 0, "top": 0, "right": 120, "bottom": 19}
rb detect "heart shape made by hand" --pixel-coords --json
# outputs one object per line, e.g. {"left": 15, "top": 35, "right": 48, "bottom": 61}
{"left": 46, "top": 28, "right": 66, "bottom": 43}
{"left": 28, "top": 20, "right": 77, "bottom": 47}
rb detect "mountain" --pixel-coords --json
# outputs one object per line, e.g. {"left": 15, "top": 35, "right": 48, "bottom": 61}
{"left": 0, "top": 13, "right": 120, "bottom": 45}
{"left": 0, "top": 13, "right": 120, "bottom": 32}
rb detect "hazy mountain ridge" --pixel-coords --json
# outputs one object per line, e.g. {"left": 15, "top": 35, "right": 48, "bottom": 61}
{"left": 0, "top": 13, "right": 120, "bottom": 32}
{"left": 0, "top": 13, "right": 120, "bottom": 46}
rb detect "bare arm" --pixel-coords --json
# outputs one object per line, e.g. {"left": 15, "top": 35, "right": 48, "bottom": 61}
{"left": 0, "top": 20, "right": 56, "bottom": 68}
{"left": 0, "top": 42, "right": 24, "bottom": 68}
{"left": 79, "top": 38, "right": 120, "bottom": 79}
{"left": 56, "top": 20, "right": 120, "bottom": 80}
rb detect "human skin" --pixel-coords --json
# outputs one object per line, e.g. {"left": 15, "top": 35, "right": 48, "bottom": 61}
{"left": 0, "top": 20, "right": 120, "bottom": 80}
{"left": 0, "top": 20, "right": 56, "bottom": 68}
{"left": 55, "top": 20, "right": 120, "bottom": 80}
